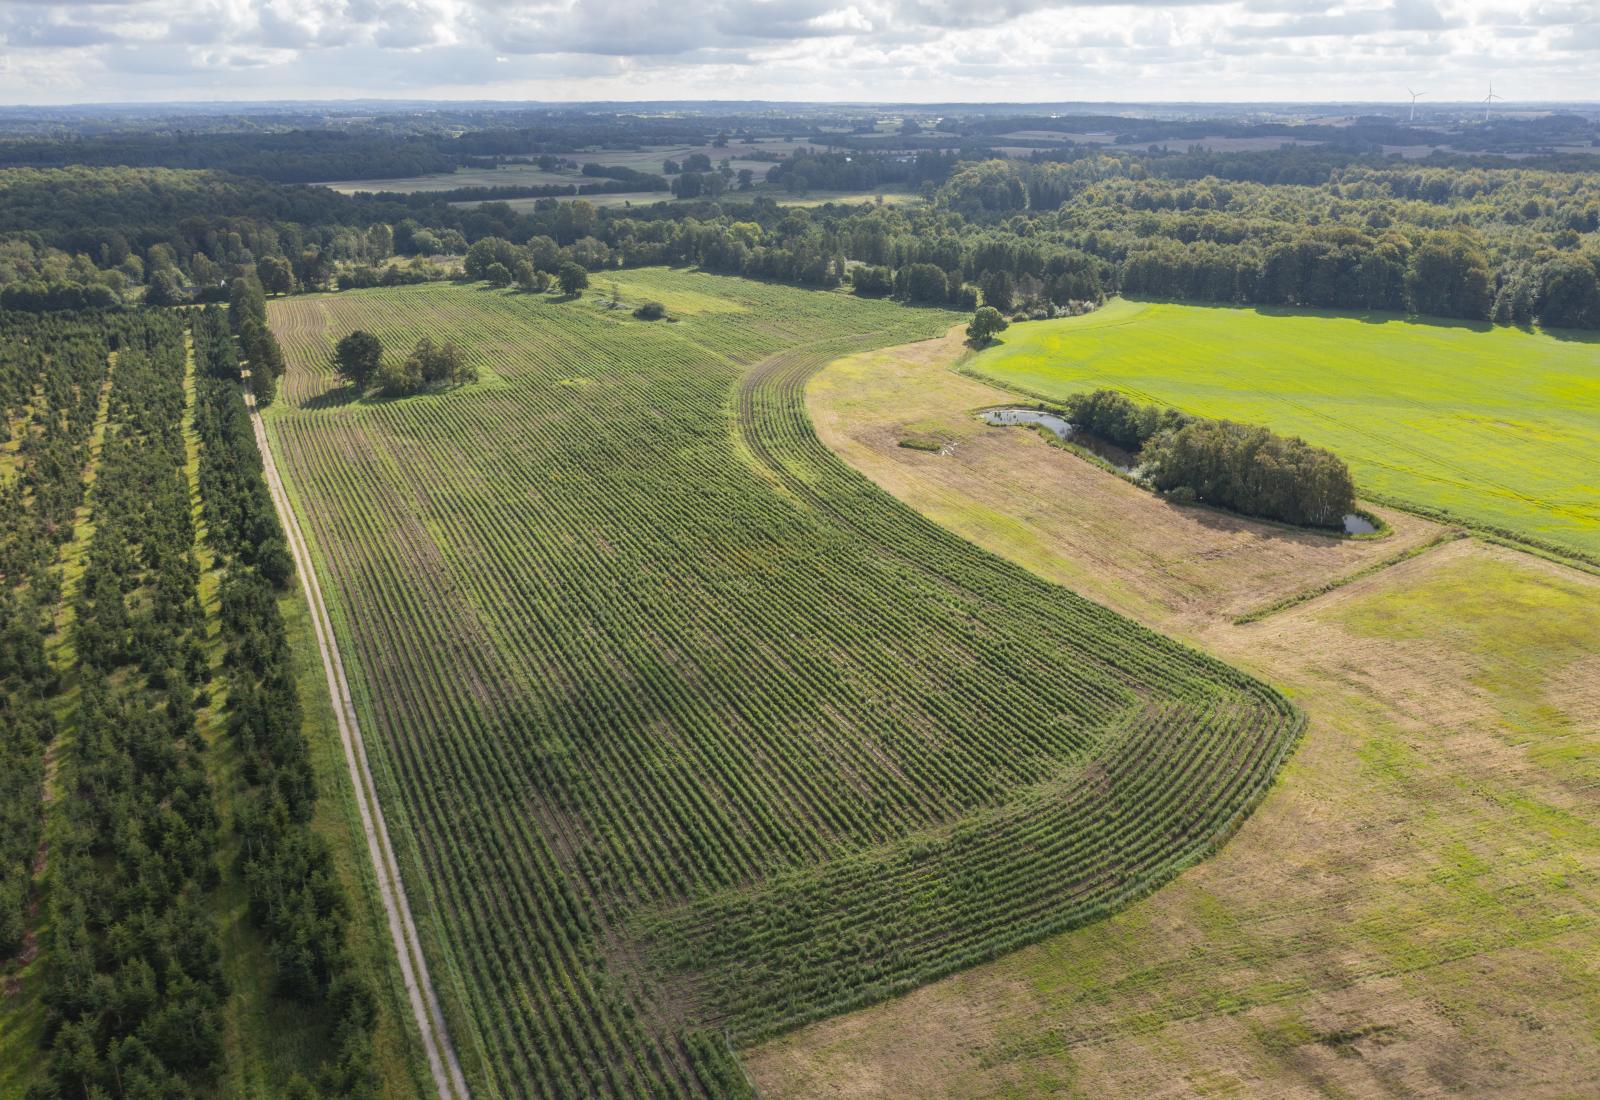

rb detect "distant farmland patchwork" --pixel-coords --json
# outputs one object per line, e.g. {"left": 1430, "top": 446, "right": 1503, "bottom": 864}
{"left": 266, "top": 274, "right": 1302, "bottom": 1098}
{"left": 965, "top": 299, "right": 1600, "bottom": 560}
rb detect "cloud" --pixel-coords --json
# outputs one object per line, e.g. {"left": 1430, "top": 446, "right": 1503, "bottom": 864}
{"left": 1552, "top": 22, "right": 1600, "bottom": 49}
{"left": 0, "top": 0, "right": 1593, "bottom": 103}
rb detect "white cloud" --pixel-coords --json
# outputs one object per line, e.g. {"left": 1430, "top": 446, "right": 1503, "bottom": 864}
{"left": 0, "top": 0, "right": 1593, "bottom": 102}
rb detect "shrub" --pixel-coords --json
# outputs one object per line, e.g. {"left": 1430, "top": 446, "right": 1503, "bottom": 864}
{"left": 851, "top": 266, "right": 893, "bottom": 297}
{"left": 634, "top": 301, "right": 667, "bottom": 321}
{"left": 965, "top": 306, "right": 1008, "bottom": 345}
{"left": 1062, "top": 389, "right": 1186, "bottom": 450}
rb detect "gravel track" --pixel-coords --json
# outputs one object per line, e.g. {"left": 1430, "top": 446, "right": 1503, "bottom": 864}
{"left": 245, "top": 379, "right": 471, "bottom": 1100}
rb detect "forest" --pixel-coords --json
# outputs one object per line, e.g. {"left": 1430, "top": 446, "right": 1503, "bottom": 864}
{"left": 2, "top": 117, "right": 1598, "bottom": 331}
{"left": 0, "top": 301, "right": 380, "bottom": 1098}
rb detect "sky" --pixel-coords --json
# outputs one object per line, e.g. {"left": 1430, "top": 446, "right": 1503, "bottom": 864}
{"left": 0, "top": 0, "right": 1596, "bottom": 106}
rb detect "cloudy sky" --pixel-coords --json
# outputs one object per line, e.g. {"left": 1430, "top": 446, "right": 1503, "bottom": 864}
{"left": 0, "top": 0, "right": 1595, "bottom": 105}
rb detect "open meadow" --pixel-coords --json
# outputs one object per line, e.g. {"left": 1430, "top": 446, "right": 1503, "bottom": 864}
{"left": 744, "top": 329, "right": 1600, "bottom": 1098}
{"left": 314, "top": 140, "right": 812, "bottom": 195}
{"left": 964, "top": 299, "right": 1600, "bottom": 562}
{"left": 264, "top": 272, "right": 1303, "bottom": 1098}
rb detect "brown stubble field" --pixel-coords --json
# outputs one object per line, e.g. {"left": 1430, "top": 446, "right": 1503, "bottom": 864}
{"left": 746, "top": 329, "right": 1600, "bottom": 1098}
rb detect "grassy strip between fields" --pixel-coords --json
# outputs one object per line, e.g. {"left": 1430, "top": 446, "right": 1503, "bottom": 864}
{"left": 1358, "top": 490, "right": 1600, "bottom": 577}
{"left": 1231, "top": 528, "right": 1470, "bottom": 625}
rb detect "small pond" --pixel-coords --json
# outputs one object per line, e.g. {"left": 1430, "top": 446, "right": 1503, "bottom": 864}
{"left": 980, "top": 408, "right": 1136, "bottom": 472}
{"left": 1342, "top": 513, "right": 1378, "bottom": 535}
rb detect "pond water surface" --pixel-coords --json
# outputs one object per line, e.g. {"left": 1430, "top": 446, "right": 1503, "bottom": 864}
{"left": 980, "top": 408, "right": 1136, "bottom": 472}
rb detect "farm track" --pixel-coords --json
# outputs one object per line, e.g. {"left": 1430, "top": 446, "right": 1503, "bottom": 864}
{"left": 245, "top": 377, "right": 470, "bottom": 1100}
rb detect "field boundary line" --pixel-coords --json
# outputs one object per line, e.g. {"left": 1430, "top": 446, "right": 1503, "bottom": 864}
{"left": 1357, "top": 490, "right": 1600, "bottom": 576}
{"left": 244, "top": 378, "right": 471, "bottom": 1100}
{"left": 1232, "top": 528, "right": 1469, "bottom": 625}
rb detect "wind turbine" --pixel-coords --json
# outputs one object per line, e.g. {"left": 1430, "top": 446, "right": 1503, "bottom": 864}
{"left": 1406, "top": 88, "right": 1424, "bottom": 123}
{"left": 1483, "top": 83, "right": 1502, "bottom": 122}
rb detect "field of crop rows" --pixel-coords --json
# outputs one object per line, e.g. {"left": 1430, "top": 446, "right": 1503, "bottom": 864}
{"left": 266, "top": 272, "right": 1301, "bottom": 1099}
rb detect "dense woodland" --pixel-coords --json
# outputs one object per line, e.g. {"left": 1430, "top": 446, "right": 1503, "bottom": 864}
{"left": 0, "top": 304, "right": 376, "bottom": 1098}
{"left": 1061, "top": 389, "right": 1357, "bottom": 528}
{"left": 2, "top": 115, "right": 1598, "bottom": 330}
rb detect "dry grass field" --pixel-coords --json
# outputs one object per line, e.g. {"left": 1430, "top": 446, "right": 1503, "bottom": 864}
{"left": 745, "top": 329, "right": 1600, "bottom": 1099}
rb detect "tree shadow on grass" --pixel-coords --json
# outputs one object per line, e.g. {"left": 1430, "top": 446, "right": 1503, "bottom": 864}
{"left": 298, "top": 385, "right": 362, "bottom": 412}
{"left": 1244, "top": 302, "right": 1496, "bottom": 335}
{"left": 1120, "top": 296, "right": 1509, "bottom": 335}
{"left": 1542, "top": 324, "right": 1600, "bottom": 344}
{"left": 1158, "top": 493, "right": 1367, "bottom": 547}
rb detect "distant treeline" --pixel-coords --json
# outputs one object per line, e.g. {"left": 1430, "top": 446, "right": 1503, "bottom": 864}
{"left": 3, "top": 138, "right": 1597, "bottom": 330}
{"left": 764, "top": 149, "right": 962, "bottom": 192}
{"left": 387, "top": 174, "right": 670, "bottom": 205}
{"left": 964, "top": 111, "right": 1600, "bottom": 157}
{"left": 1063, "top": 389, "right": 1357, "bottom": 529}
{"left": 0, "top": 129, "right": 456, "bottom": 184}
{"left": 0, "top": 111, "right": 803, "bottom": 183}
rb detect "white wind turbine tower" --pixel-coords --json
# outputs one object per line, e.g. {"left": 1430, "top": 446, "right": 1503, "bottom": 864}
{"left": 1483, "top": 83, "right": 1503, "bottom": 122}
{"left": 1407, "top": 88, "right": 1424, "bottom": 123}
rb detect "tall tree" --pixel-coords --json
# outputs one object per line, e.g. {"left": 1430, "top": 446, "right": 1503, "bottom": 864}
{"left": 333, "top": 330, "right": 383, "bottom": 391}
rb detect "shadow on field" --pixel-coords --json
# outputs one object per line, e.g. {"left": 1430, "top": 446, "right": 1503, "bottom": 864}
{"left": 1543, "top": 324, "right": 1600, "bottom": 344}
{"left": 1246, "top": 303, "right": 1495, "bottom": 334}
{"left": 299, "top": 385, "right": 362, "bottom": 412}
{"left": 1158, "top": 493, "right": 1364, "bottom": 548}
{"left": 1117, "top": 296, "right": 1515, "bottom": 335}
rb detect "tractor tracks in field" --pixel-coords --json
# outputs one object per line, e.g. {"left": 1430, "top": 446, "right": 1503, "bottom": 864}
{"left": 244, "top": 377, "right": 471, "bottom": 1100}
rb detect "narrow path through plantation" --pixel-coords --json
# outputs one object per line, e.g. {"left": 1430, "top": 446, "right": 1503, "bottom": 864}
{"left": 244, "top": 374, "right": 471, "bottom": 1100}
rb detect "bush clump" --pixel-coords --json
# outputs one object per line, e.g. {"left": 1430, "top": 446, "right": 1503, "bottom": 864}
{"left": 1062, "top": 389, "right": 1188, "bottom": 451}
{"left": 1060, "top": 389, "right": 1357, "bottom": 528}
{"left": 1143, "top": 419, "right": 1356, "bottom": 528}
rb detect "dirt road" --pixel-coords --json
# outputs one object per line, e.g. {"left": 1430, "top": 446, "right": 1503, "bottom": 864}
{"left": 245, "top": 380, "right": 470, "bottom": 1100}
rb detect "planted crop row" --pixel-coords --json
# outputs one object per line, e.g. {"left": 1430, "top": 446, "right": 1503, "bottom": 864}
{"left": 265, "top": 271, "right": 1300, "bottom": 1099}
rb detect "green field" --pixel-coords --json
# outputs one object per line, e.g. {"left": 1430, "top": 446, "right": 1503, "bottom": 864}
{"left": 316, "top": 140, "right": 808, "bottom": 194}
{"left": 266, "top": 272, "right": 1301, "bottom": 1098}
{"left": 965, "top": 299, "right": 1600, "bottom": 559}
